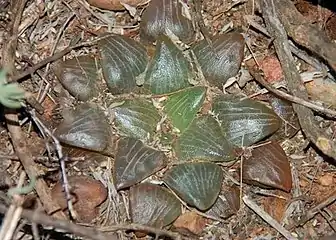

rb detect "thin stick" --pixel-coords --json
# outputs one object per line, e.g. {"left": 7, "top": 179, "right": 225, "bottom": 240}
{"left": 0, "top": 172, "right": 26, "bottom": 240}
{"left": 0, "top": 154, "right": 85, "bottom": 162}
{"left": 260, "top": 0, "right": 336, "bottom": 160}
{"left": 289, "top": 190, "right": 336, "bottom": 229}
{"left": 30, "top": 111, "right": 77, "bottom": 219}
{"left": 9, "top": 34, "right": 112, "bottom": 83}
{"left": 0, "top": 203, "right": 181, "bottom": 240}
{"left": 1, "top": 0, "right": 65, "bottom": 219}
{"left": 250, "top": 69, "right": 336, "bottom": 117}
{"left": 0, "top": 203, "right": 117, "bottom": 240}
{"left": 243, "top": 195, "right": 297, "bottom": 240}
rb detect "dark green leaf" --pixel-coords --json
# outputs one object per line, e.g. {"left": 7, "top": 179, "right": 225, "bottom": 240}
{"left": 164, "top": 86, "right": 206, "bottom": 132}
{"left": 140, "top": 0, "right": 195, "bottom": 44}
{"left": 192, "top": 33, "right": 245, "bottom": 87}
{"left": 213, "top": 95, "right": 281, "bottom": 147}
{"left": 99, "top": 34, "right": 148, "bottom": 94}
{"left": 164, "top": 162, "right": 223, "bottom": 210}
{"left": 55, "top": 103, "right": 113, "bottom": 153}
{"left": 144, "top": 35, "right": 191, "bottom": 94}
{"left": 113, "top": 99, "right": 161, "bottom": 140}
{"left": 54, "top": 55, "right": 99, "bottom": 101}
{"left": 242, "top": 141, "right": 292, "bottom": 192}
{"left": 130, "top": 183, "right": 181, "bottom": 227}
{"left": 174, "top": 115, "right": 236, "bottom": 162}
{"left": 115, "top": 137, "right": 167, "bottom": 189}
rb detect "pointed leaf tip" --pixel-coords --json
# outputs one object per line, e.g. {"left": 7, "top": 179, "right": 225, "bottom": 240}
{"left": 130, "top": 183, "right": 182, "bottom": 227}
{"left": 140, "top": 0, "right": 195, "bottom": 44}
{"left": 192, "top": 33, "right": 245, "bottom": 87}
{"left": 144, "top": 36, "right": 191, "bottom": 95}
{"left": 213, "top": 95, "right": 281, "bottom": 147}
{"left": 115, "top": 137, "right": 167, "bottom": 189}
{"left": 113, "top": 99, "right": 161, "bottom": 141}
{"left": 164, "top": 86, "right": 206, "bottom": 132}
{"left": 99, "top": 34, "right": 148, "bottom": 94}
{"left": 54, "top": 55, "right": 99, "bottom": 101}
{"left": 55, "top": 103, "right": 112, "bottom": 153}
{"left": 174, "top": 115, "right": 236, "bottom": 162}
{"left": 164, "top": 162, "right": 223, "bottom": 210}
{"left": 242, "top": 141, "right": 292, "bottom": 192}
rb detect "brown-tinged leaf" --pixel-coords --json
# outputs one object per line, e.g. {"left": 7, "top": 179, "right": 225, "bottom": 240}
{"left": 130, "top": 183, "right": 182, "bottom": 228}
{"left": 173, "top": 211, "right": 207, "bottom": 236}
{"left": 242, "top": 141, "right": 292, "bottom": 192}
{"left": 164, "top": 162, "right": 223, "bottom": 210}
{"left": 51, "top": 175, "right": 107, "bottom": 223}
{"left": 269, "top": 95, "right": 300, "bottom": 140}
{"left": 144, "top": 35, "right": 191, "bottom": 94}
{"left": 115, "top": 137, "right": 167, "bottom": 189}
{"left": 55, "top": 103, "right": 113, "bottom": 154}
{"left": 192, "top": 33, "right": 244, "bottom": 87}
{"left": 54, "top": 55, "right": 99, "bottom": 101}
{"left": 174, "top": 115, "right": 237, "bottom": 163}
{"left": 213, "top": 95, "right": 281, "bottom": 147}
{"left": 206, "top": 186, "right": 240, "bottom": 219}
{"left": 99, "top": 34, "right": 148, "bottom": 94}
{"left": 140, "top": 0, "right": 195, "bottom": 44}
{"left": 63, "top": 146, "right": 108, "bottom": 171}
{"left": 262, "top": 191, "right": 290, "bottom": 222}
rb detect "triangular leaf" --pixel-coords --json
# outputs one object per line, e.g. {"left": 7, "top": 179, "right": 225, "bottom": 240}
{"left": 140, "top": 0, "right": 195, "bottom": 44}
{"left": 113, "top": 99, "right": 161, "bottom": 140}
{"left": 164, "top": 162, "right": 223, "bottom": 210}
{"left": 144, "top": 35, "right": 191, "bottom": 95}
{"left": 130, "top": 183, "right": 182, "bottom": 227}
{"left": 55, "top": 103, "right": 113, "bottom": 153}
{"left": 99, "top": 34, "right": 148, "bottom": 94}
{"left": 164, "top": 86, "right": 206, "bottom": 132}
{"left": 192, "top": 33, "right": 245, "bottom": 87}
{"left": 115, "top": 137, "right": 167, "bottom": 189}
{"left": 174, "top": 115, "right": 236, "bottom": 162}
{"left": 242, "top": 141, "right": 292, "bottom": 192}
{"left": 54, "top": 55, "right": 99, "bottom": 101}
{"left": 206, "top": 186, "right": 240, "bottom": 219}
{"left": 213, "top": 95, "right": 281, "bottom": 147}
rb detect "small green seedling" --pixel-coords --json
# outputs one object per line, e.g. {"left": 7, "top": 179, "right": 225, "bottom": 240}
{"left": 0, "top": 69, "right": 25, "bottom": 108}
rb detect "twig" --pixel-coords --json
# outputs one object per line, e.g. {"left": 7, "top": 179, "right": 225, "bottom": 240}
{"left": 100, "top": 224, "right": 182, "bottom": 239}
{"left": 192, "top": 0, "right": 217, "bottom": 57}
{"left": 0, "top": 171, "right": 26, "bottom": 240}
{"left": 243, "top": 195, "right": 297, "bottom": 240}
{"left": 30, "top": 110, "right": 77, "bottom": 219}
{"left": 288, "top": 190, "right": 336, "bottom": 229}
{"left": 2, "top": 0, "right": 65, "bottom": 219}
{"left": 248, "top": 69, "right": 336, "bottom": 117}
{"left": 0, "top": 202, "right": 181, "bottom": 240}
{"left": 8, "top": 34, "right": 112, "bottom": 83}
{"left": 267, "top": 0, "right": 336, "bottom": 72}
{"left": 260, "top": 0, "right": 336, "bottom": 160}
{"left": 0, "top": 202, "right": 118, "bottom": 240}
{"left": 0, "top": 154, "right": 85, "bottom": 162}
{"left": 319, "top": 209, "right": 336, "bottom": 232}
